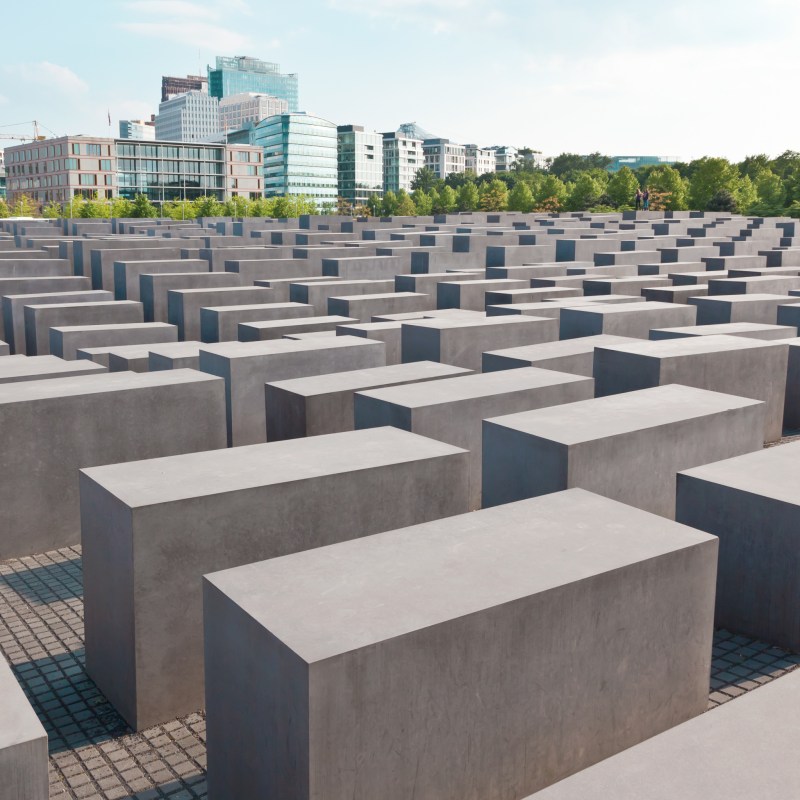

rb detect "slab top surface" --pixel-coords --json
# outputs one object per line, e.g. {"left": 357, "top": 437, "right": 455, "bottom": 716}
{"left": 597, "top": 334, "right": 786, "bottom": 358}
{"left": 486, "top": 335, "right": 640, "bottom": 361}
{"left": 0, "top": 355, "right": 106, "bottom": 378}
{"left": 204, "top": 488, "right": 715, "bottom": 663}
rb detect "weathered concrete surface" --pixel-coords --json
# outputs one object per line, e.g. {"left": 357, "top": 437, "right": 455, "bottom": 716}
{"left": 677, "top": 441, "right": 800, "bottom": 650}
{"left": 689, "top": 294, "right": 800, "bottom": 325}
{"left": 168, "top": 286, "right": 274, "bottom": 340}
{"left": 593, "top": 335, "right": 788, "bottom": 442}
{"left": 200, "top": 302, "right": 314, "bottom": 343}
{"left": 0, "top": 370, "right": 227, "bottom": 558}
{"left": 49, "top": 322, "right": 178, "bottom": 360}
{"left": 483, "top": 384, "right": 765, "bottom": 518}
{"left": 0, "top": 355, "right": 107, "bottom": 384}
{"left": 357, "top": 367, "right": 593, "bottom": 508}
{"left": 81, "top": 427, "right": 470, "bottom": 730}
{"left": 238, "top": 315, "right": 357, "bottom": 342}
{"left": 147, "top": 341, "right": 204, "bottom": 371}
{"left": 336, "top": 322, "right": 402, "bottom": 365}
{"left": 140, "top": 271, "right": 242, "bottom": 323}
{"left": 203, "top": 488, "right": 717, "bottom": 800}
{"left": 650, "top": 322, "right": 797, "bottom": 341}
{"left": 528, "top": 667, "right": 800, "bottom": 800}
{"left": 560, "top": 301, "right": 696, "bottom": 340}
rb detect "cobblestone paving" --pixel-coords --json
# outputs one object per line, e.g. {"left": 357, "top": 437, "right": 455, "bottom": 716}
{"left": 1, "top": 546, "right": 799, "bottom": 799}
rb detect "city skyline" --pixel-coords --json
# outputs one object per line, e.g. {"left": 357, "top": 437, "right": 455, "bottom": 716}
{"left": 2, "top": 0, "right": 799, "bottom": 160}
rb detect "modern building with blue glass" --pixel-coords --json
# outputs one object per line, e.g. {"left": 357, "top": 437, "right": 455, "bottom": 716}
{"left": 608, "top": 155, "right": 678, "bottom": 172}
{"left": 251, "top": 113, "right": 337, "bottom": 209}
{"left": 208, "top": 56, "right": 299, "bottom": 112}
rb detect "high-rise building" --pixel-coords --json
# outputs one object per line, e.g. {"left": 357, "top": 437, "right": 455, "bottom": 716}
{"left": 161, "top": 74, "right": 208, "bottom": 102}
{"left": 337, "top": 125, "right": 383, "bottom": 209}
{"left": 155, "top": 91, "right": 221, "bottom": 143}
{"left": 208, "top": 56, "right": 299, "bottom": 112}
{"left": 464, "top": 144, "right": 496, "bottom": 176}
{"left": 251, "top": 113, "right": 337, "bottom": 209}
{"left": 423, "top": 138, "right": 466, "bottom": 180}
{"left": 219, "top": 93, "right": 289, "bottom": 133}
{"left": 382, "top": 131, "right": 423, "bottom": 194}
{"left": 4, "top": 136, "right": 262, "bottom": 205}
{"left": 119, "top": 118, "right": 156, "bottom": 141}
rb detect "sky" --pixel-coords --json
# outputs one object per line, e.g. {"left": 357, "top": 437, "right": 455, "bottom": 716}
{"left": 1, "top": 0, "right": 799, "bottom": 161}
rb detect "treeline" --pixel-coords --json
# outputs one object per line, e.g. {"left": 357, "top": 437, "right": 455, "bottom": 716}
{"left": 362, "top": 151, "right": 800, "bottom": 217}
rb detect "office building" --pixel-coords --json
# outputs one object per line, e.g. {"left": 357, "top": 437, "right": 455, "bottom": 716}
{"left": 423, "top": 138, "right": 466, "bottom": 180}
{"left": 609, "top": 155, "right": 678, "bottom": 172}
{"left": 119, "top": 118, "right": 156, "bottom": 141}
{"left": 382, "top": 131, "right": 424, "bottom": 194}
{"left": 464, "top": 144, "right": 496, "bottom": 176}
{"left": 219, "top": 93, "right": 289, "bottom": 133}
{"left": 162, "top": 74, "right": 208, "bottom": 102}
{"left": 208, "top": 56, "right": 299, "bottom": 112}
{"left": 337, "top": 125, "right": 383, "bottom": 209}
{"left": 490, "top": 145, "right": 520, "bottom": 172}
{"left": 251, "top": 113, "right": 337, "bottom": 210}
{"left": 155, "top": 91, "right": 221, "bottom": 143}
{"left": 4, "top": 136, "right": 262, "bottom": 205}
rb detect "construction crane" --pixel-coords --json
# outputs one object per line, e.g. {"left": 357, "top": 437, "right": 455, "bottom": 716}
{"left": 0, "top": 120, "right": 56, "bottom": 142}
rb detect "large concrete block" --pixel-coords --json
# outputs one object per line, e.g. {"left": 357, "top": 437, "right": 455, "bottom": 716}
{"left": 199, "top": 337, "right": 386, "bottom": 445}
{"left": 81, "top": 427, "right": 470, "bottom": 730}
{"left": 583, "top": 276, "right": 670, "bottom": 296}
{"left": 238, "top": 315, "right": 356, "bottom": 341}
{"left": 594, "top": 335, "right": 788, "bottom": 441}
{"left": 168, "top": 286, "right": 274, "bottom": 340}
{"left": 147, "top": 341, "right": 203, "bottom": 371}
{"left": 0, "top": 354, "right": 106, "bottom": 383}
{"left": 641, "top": 285, "right": 709, "bottom": 303}
{"left": 50, "top": 321, "right": 178, "bottom": 360}
{"left": 0, "top": 370, "right": 226, "bottom": 558}
{"left": 650, "top": 322, "right": 797, "bottom": 341}
{"left": 322, "top": 255, "right": 403, "bottom": 280}
{"left": 0, "top": 653, "right": 49, "bottom": 800}
{"left": 689, "top": 294, "right": 800, "bottom": 325}
{"left": 357, "top": 367, "right": 593, "bottom": 508}
{"left": 328, "top": 291, "right": 432, "bottom": 322}
{"left": 267, "top": 361, "right": 469, "bottom": 439}
{"left": 3, "top": 289, "right": 112, "bottom": 355}
{"left": 438, "top": 279, "right": 528, "bottom": 311}
{"left": 484, "top": 287, "right": 581, "bottom": 306}
{"left": 91, "top": 246, "right": 189, "bottom": 289}
{"left": 560, "top": 301, "right": 696, "bottom": 340}
{"left": 140, "top": 271, "right": 242, "bottom": 323}
{"left": 707, "top": 275, "right": 800, "bottom": 295}
{"left": 290, "top": 279, "right": 394, "bottom": 314}
{"left": 677, "top": 441, "right": 800, "bottom": 649}
{"left": 113, "top": 258, "right": 208, "bottom": 301}
{"left": 483, "top": 384, "right": 765, "bottom": 518}
{"left": 336, "top": 322, "right": 402, "bottom": 364}
{"left": 254, "top": 275, "right": 341, "bottom": 303}
{"left": 402, "top": 316, "right": 558, "bottom": 371}
{"left": 483, "top": 335, "right": 639, "bottom": 376}
{"left": 203, "top": 488, "right": 717, "bottom": 800}
{"left": 528, "top": 666, "right": 800, "bottom": 800}
{"left": 671, "top": 269, "right": 729, "bottom": 285}
{"left": 79, "top": 344, "right": 152, "bottom": 372}
{"left": 24, "top": 300, "right": 144, "bottom": 356}
{"left": 199, "top": 302, "right": 314, "bottom": 343}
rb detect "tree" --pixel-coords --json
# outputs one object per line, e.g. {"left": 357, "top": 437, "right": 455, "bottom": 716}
{"left": 567, "top": 173, "right": 604, "bottom": 211}
{"left": 365, "top": 194, "right": 382, "bottom": 217}
{"left": 507, "top": 181, "right": 534, "bottom": 212}
{"left": 548, "top": 152, "right": 611, "bottom": 181}
{"left": 770, "top": 150, "right": 800, "bottom": 180}
{"left": 110, "top": 198, "right": 135, "bottom": 218}
{"left": 223, "top": 196, "right": 251, "bottom": 217}
{"left": 271, "top": 196, "right": 294, "bottom": 218}
{"left": 0, "top": 199, "right": 11, "bottom": 218}
{"left": 457, "top": 182, "right": 479, "bottom": 211}
{"left": 79, "top": 195, "right": 110, "bottom": 218}
{"left": 194, "top": 195, "right": 224, "bottom": 217}
{"left": 395, "top": 190, "right": 417, "bottom": 216}
{"left": 410, "top": 166, "right": 438, "bottom": 193}
{"left": 381, "top": 191, "right": 399, "bottom": 216}
{"left": 10, "top": 194, "right": 36, "bottom": 217}
{"left": 688, "top": 158, "right": 740, "bottom": 210}
{"left": 130, "top": 194, "right": 157, "bottom": 218}
{"left": 435, "top": 185, "right": 457, "bottom": 214}
{"left": 734, "top": 175, "right": 758, "bottom": 213}
{"left": 479, "top": 179, "right": 509, "bottom": 211}
{"left": 738, "top": 154, "right": 771, "bottom": 181}
{"left": 162, "top": 199, "right": 196, "bottom": 220}
{"left": 754, "top": 171, "right": 786, "bottom": 210}
{"left": 606, "top": 167, "right": 640, "bottom": 209}
{"left": 646, "top": 166, "right": 689, "bottom": 211}
{"left": 42, "top": 202, "right": 62, "bottom": 219}
{"left": 412, "top": 190, "right": 433, "bottom": 216}
{"left": 707, "top": 190, "right": 739, "bottom": 213}
{"left": 534, "top": 175, "right": 568, "bottom": 209}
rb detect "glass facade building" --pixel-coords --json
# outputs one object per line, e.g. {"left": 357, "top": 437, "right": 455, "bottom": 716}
{"left": 608, "top": 155, "right": 678, "bottom": 172}
{"left": 251, "top": 113, "right": 337, "bottom": 209}
{"left": 208, "top": 56, "right": 299, "bottom": 112}
{"left": 154, "top": 91, "right": 221, "bottom": 143}
{"left": 382, "top": 131, "right": 423, "bottom": 194}
{"left": 337, "top": 125, "right": 383, "bottom": 208}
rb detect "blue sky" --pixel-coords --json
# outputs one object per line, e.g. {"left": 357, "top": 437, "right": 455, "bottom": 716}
{"left": 2, "top": 0, "right": 798, "bottom": 160}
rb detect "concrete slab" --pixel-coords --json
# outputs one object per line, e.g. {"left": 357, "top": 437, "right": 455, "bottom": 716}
{"left": 199, "top": 302, "right": 314, "bottom": 343}
{"left": 0, "top": 354, "right": 107, "bottom": 383}
{"left": 560, "top": 301, "right": 696, "bottom": 340}
{"left": 168, "top": 286, "right": 274, "bottom": 340}
{"left": 49, "top": 322, "right": 178, "bottom": 360}
{"left": 650, "top": 322, "right": 797, "bottom": 341}
{"left": 689, "top": 294, "right": 800, "bottom": 325}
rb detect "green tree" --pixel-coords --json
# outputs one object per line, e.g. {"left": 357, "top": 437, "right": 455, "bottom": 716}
{"left": 395, "top": 189, "right": 417, "bottom": 216}
{"left": 606, "top": 167, "right": 640, "bottom": 209}
{"left": 646, "top": 166, "right": 689, "bottom": 211}
{"left": 271, "top": 196, "right": 294, "bottom": 218}
{"left": 770, "top": 150, "right": 800, "bottom": 179}
{"left": 787, "top": 200, "right": 800, "bottom": 219}
{"left": 130, "top": 194, "right": 157, "bottom": 218}
{"left": 412, "top": 189, "right": 433, "bottom": 216}
{"left": 410, "top": 166, "right": 438, "bottom": 192}
{"left": 534, "top": 175, "right": 568, "bottom": 209}
{"left": 735, "top": 175, "right": 758, "bottom": 213}
{"left": 457, "top": 181, "right": 480, "bottom": 211}
{"left": 42, "top": 202, "right": 62, "bottom": 219}
{"left": 79, "top": 194, "right": 110, "bottom": 218}
{"left": 110, "top": 198, "right": 135, "bottom": 218}
{"left": 567, "top": 173, "right": 604, "bottom": 211}
{"left": 479, "top": 179, "right": 509, "bottom": 211}
{"left": 0, "top": 199, "right": 9, "bottom": 218}
{"left": 688, "top": 158, "right": 740, "bottom": 210}
{"left": 707, "top": 190, "right": 739, "bottom": 213}
{"left": 754, "top": 171, "right": 786, "bottom": 210}
{"left": 738, "top": 154, "right": 772, "bottom": 181}
{"left": 436, "top": 185, "right": 457, "bottom": 213}
{"left": 365, "top": 194, "right": 382, "bottom": 217}
{"left": 223, "top": 196, "right": 251, "bottom": 217}
{"left": 549, "top": 152, "right": 611, "bottom": 181}
{"left": 507, "top": 181, "right": 534, "bottom": 212}
{"left": 162, "top": 199, "right": 197, "bottom": 220}
{"left": 381, "top": 191, "right": 399, "bottom": 216}
{"left": 193, "top": 195, "right": 224, "bottom": 217}
{"left": 10, "top": 194, "right": 37, "bottom": 217}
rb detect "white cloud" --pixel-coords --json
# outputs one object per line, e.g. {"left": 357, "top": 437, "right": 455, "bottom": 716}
{"left": 124, "top": 0, "right": 218, "bottom": 17}
{"left": 120, "top": 21, "right": 254, "bottom": 51}
{"left": 3, "top": 62, "right": 88, "bottom": 95}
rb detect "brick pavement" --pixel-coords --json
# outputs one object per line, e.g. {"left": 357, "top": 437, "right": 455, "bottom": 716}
{"left": 1, "top": 545, "right": 798, "bottom": 799}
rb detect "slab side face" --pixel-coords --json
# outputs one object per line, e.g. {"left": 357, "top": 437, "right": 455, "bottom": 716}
{"left": 204, "top": 489, "right": 717, "bottom": 800}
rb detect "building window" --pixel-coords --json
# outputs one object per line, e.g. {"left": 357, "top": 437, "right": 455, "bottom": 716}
{"left": 72, "top": 143, "right": 80, "bottom": 155}
{"left": 79, "top": 174, "right": 97, "bottom": 186}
